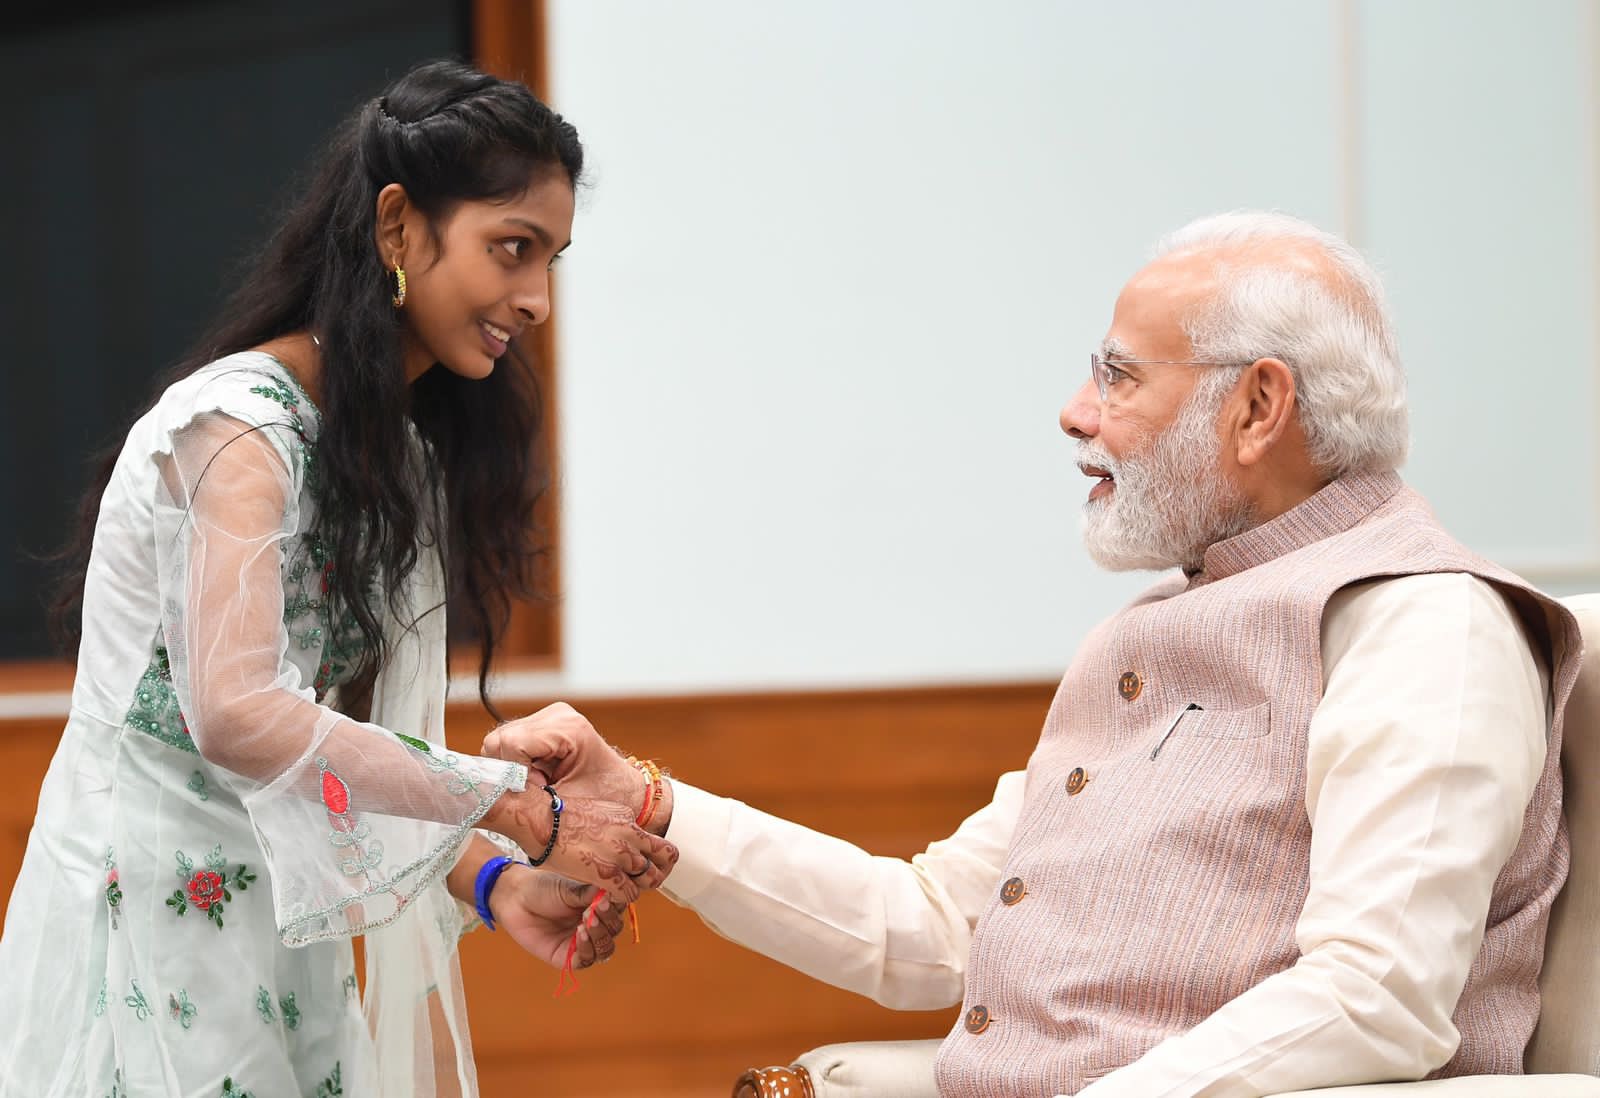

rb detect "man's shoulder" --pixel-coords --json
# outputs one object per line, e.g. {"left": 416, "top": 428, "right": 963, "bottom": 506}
{"left": 1323, "top": 572, "right": 1534, "bottom": 670}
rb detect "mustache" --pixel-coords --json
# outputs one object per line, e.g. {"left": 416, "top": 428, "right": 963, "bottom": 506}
{"left": 1076, "top": 440, "right": 1118, "bottom": 475}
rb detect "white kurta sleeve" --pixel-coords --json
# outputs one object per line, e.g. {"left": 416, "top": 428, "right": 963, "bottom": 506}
{"left": 1075, "top": 572, "right": 1548, "bottom": 1098}
{"left": 152, "top": 404, "right": 525, "bottom": 944}
{"left": 662, "top": 770, "right": 1025, "bottom": 1009}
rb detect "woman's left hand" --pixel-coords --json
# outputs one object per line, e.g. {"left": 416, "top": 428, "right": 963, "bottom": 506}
{"left": 487, "top": 866, "right": 625, "bottom": 970}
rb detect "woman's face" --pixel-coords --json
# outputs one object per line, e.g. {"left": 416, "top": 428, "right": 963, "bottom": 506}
{"left": 396, "top": 171, "right": 575, "bottom": 383}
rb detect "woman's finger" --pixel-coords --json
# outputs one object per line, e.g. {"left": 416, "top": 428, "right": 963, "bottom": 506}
{"left": 573, "top": 924, "right": 596, "bottom": 969}
{"left": 594, "top": 898, "right": 624, "bottom": 938}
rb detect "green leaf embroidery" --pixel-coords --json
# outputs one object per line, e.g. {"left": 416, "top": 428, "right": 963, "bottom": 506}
{"left": 279, "top": 991, "right": 300, "bottom": 1031}
{"left": 255, "top": 985, "right": 275, "bottom": 1025}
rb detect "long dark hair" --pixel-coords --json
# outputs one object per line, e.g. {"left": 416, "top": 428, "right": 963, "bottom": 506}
{"left": 51, "top": 59, "right": 582, "bottom": 715}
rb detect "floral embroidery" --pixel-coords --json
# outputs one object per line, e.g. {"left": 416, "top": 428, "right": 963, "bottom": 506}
{"left": 187, "top": 770, "right": 211, "bottom": 801}
{"left": 105, "top": 848, "right": 123, "bottom": 930}
{"left": 279, "top": 991, "right": 301, "bottom": 1031}
{"left": 314, "top": 1063, "right": 343, "bottom": 1097}
{"left": 247, "top": 379, "right": 300, "bottom": 413}
{"left": 168, "top": 988, "right": 196, "bottom": 1029}
{"left": 220, "top": 1078, "right": 255, "bottom": 1098}
{"left": 319, "top": 758, "right": 385, "bottom": 881}
{"left": 255, "top": 985, "right": 275, "bottom": 1024}
{"left": 253, "top": 366, "right": 368, "bottom": 701}
{"left": 124, "top": 979, "right": 151, "bottom": 1021}
{"left": 248, "top": 370, "right": 320, "bottom": 493}
{"left": 102, "top": 1068, "right": 125, "bottom": 1098}
{"left": 124, "top": 645, "right": 197, "bottom": 754}
{"left": 94, "top": 977, "right": 108, "bottom": 1018}
{"left": 282, "top": 535, "right": 365, "bottom": 702}
{"left": 391, "top": 730, "right": 480, "bottom": 794}
{"left": 166, "top": 846, "right": 257, "bottom": 929}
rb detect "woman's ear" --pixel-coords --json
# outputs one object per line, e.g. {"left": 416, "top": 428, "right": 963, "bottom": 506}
{"left": 374, "top": 183, "right": 412, "bottom": 267}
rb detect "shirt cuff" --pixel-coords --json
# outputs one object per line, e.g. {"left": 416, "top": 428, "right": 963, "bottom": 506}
{"left": 660, "top": 780, "right": 735, "bottom": 903}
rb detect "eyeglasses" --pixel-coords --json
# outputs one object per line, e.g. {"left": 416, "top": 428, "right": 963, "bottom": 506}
{"left": 1088, "top": 353, "right": 1255, "bottom": 403}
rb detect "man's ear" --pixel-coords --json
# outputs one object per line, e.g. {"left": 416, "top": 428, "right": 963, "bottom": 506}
{"left": 374, "top": 182, "right": 412, "bottom": 267}
{"left": 1233, "top": 357, "right": 1298, "bottom": 468}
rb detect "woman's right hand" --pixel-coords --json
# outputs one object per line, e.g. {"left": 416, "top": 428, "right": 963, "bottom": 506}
{"left": 482, "top": 703, "right": 646, "bottom": 815}
{"left": 484, "top": 786, "right": 677, "bottom": 904}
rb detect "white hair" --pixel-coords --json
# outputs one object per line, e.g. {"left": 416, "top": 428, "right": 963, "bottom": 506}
{"left": 1154, "top": 210, "right": 1409, "bottom": 477}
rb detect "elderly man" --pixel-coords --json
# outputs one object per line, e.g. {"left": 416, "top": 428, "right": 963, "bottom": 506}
{"left": 490, "top": 211, "right": 1582, "bottom": 1096}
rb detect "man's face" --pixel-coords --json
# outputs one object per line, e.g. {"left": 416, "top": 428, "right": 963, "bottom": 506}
{"left": 1060, "top": 254, "right": 1253, "bottom": 572}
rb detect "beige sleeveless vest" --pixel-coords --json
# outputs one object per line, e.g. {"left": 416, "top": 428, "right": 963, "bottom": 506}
{"left": 935, "top": 472, "right": 1582, "bottom": 1097}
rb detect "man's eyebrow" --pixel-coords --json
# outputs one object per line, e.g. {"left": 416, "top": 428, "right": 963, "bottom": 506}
{"left": 1100, "top": 337, "right": 1134, "bottom": 360}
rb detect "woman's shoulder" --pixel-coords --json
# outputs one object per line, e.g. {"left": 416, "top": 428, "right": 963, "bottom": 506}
{"left": 139, "top": 351, "right": 320, "bottom": 479}
{"left": 162, "top": 351, "right": 319, "bottom": 433}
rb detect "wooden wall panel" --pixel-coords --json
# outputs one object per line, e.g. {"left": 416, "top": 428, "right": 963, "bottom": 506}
{"left": 0, "top": 681, "right": 1054, "bottom": 1097}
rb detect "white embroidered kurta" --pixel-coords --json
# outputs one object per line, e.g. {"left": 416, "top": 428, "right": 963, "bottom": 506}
{"left": 663, "top": 563, "right": 1566, "bottom": 1095}
{"left": 0, "top": 353, "right": 525, "bottom": 1098}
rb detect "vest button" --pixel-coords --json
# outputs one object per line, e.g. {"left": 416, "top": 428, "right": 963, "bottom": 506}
{"left": 964, "top": 1004, "right": 991, "bottom": 1034}
{"left": 1118, "top": 671, "right": 1143, "bottom": 701}
{"left": 1000, "top": 877, "right": 1026, "bottom": 905}
{"left": 1065, "top": 767, "right": 1089, "bottom": 795}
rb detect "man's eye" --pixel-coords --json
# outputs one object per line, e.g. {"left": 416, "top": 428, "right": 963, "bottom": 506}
{"left": 1105, "top": 363, "right": 1130, "bottom": 383}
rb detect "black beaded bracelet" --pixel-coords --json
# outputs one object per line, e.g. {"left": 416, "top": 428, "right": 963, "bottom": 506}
{"left": 528, "top": 784, "right": 563, "bottom": 867}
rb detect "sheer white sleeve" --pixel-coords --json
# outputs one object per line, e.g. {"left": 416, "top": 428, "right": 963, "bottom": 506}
{"left": 151, "top": 406, "right": 526, "bottom": 945}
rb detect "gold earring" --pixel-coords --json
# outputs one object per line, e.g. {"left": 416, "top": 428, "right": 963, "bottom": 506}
{"left": 391, "top": 265, "right": 408, "bottom": 308}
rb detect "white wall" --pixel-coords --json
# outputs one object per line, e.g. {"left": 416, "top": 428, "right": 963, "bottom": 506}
{"left": 534, "top": 0, "right": 1599, "bottom": 695}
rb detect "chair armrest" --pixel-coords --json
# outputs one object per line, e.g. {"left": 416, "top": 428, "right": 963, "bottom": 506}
{"left": 732, "top": 1065, "right": 814, "bottom": 1098}
{"left": 1273, "top": 1076, "right": 1600, "bottom": 1097}
{"left": 733, "top": 1040, "right": 941, "bottom": 1098}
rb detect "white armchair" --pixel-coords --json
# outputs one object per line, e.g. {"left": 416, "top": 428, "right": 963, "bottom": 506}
{"left": 734, "top": 594, "right": 1600, "bottom": 1098}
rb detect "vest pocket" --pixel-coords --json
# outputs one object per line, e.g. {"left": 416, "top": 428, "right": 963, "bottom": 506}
{"left": 1187, "top": 700, "right": 1273, "bottom": 740}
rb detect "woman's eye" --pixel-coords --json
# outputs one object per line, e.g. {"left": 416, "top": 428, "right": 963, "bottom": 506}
{"left": 546, "top": 253, "right": 564, "bottom": 272}
{"left": 499, "top": 239, "right": 529, "bottom": 260}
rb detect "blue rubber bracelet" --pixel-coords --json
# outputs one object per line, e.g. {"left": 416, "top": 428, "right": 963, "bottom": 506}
{"left": 474, "top": 855, "right": 515, "bottom": 931}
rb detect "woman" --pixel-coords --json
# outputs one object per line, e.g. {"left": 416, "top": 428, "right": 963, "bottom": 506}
{"left": 0, "top": 59, "right": 673, "bottom": 1098}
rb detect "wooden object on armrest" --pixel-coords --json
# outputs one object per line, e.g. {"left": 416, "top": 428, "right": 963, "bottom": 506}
{"left": 733, "top": 1064, "right": 815, "bottom": 1098}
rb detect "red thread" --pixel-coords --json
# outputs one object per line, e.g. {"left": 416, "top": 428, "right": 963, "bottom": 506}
{"left": 554, "top": 891, "right": 643, "bottom": 996}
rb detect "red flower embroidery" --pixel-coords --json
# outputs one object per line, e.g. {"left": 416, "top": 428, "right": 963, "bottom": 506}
{"left": 187, "top": 870, "right": 224, "bottom": 911}
{"left": 321, "top": 768, "right": 350, "bottom": 815}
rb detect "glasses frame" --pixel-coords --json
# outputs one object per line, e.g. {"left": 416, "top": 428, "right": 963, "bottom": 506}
{"left": 1089, "top": 353, "right": 1255, "bottom": 403}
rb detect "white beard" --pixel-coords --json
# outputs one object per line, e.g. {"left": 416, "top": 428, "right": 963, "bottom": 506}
{"left": 1077, "top": 385, "right": 1255, "bottom": 573}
